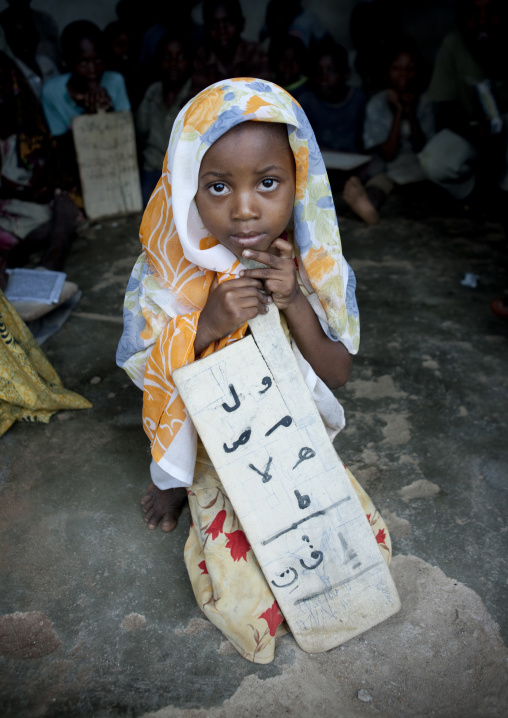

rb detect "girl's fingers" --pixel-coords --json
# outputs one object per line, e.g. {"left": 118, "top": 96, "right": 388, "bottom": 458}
{"left": 226, "top": 277, "right": 265, "bottom": 288}
{"left": 241, "top": 246, "right": 292, "bottom": 269}
{"left": 225, "top": 286, "right": 272, "bottom": 304}
{"left": 270, "top": 237, "right": 294, "bottom": 258}
{"left": 221, "top": 278, "right": 269, "bottom": 298}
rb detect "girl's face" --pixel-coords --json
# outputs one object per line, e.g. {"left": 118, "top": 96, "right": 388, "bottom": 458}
{"left": 161, "top": 40, "right": 189, "bottom": 83}
{"left": 314, "top": 54, "right": 348, "bottom": 101}
{"left": 276, "top": 48, "right": 302, "bottom": 86}
{"left": 72, "top": 38, "right": 104, "bottom": 84}
{"left": 388, "top": 52, "right": 416, "bottom": 93}
{"left": 209, "top": 5, "right": 241, "bottom": 51}
{"left": 195, "top": 122, "right": 296, "bottom": 258}
{"left": 111, "top": 31, "right": 130, "bottom": 63}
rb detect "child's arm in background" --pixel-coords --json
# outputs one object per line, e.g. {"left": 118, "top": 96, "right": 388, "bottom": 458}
{"left": 239, "top": 238, "right": 352, "bottom": 390}
{"left": 376, "top": 89, "right": 403, "bottom": 161}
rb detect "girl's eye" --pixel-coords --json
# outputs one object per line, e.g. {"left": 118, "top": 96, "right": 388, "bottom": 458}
{"left": 209, "top": 183, "right": 229, "bottom": 196}
{"left": 259, "top": 178, "right": 279, "bottom": 192}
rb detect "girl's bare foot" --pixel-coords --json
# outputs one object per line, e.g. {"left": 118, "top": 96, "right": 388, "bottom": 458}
{"left": 343, "top": 177, "right": 380, "bottom": 225}
{"left": 141, "top": 483, "right": 188, "bottom": 532}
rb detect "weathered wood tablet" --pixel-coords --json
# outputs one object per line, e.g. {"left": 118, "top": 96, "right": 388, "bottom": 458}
{"left": 173, "top": 304, "right": 400, "bottom": 653}
{"left": 72, "top": 111, "right": 142, "bottom": 220}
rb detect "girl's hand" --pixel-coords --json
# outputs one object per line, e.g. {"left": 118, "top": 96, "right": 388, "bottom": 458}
{"left": 195, "top": 275, "right": 272, "bottom": 353}
{"left": 239, "top": 237, "right": 300, "bottom": 311}
{"left": 84, "top": 87, "right": 113, "bottom": 113}
{"left": 240, "top": 237, "right": 352, "bottom": 389}
{"left": 399, "top": 91, "right": 417, "bottom": 113}
{"left": 386, "top": 88, "right": 403, "bottom": 112}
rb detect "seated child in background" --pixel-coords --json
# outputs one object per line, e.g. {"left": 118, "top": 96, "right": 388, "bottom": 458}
{"left": 117, "top": 78, "right": 391, "bottom": 663}
{"left": 42, "top": 20, "right": 131, "bottom": 201}
{"left": 0, "top": 6, "right": 59, "bottom": 101}
{"left": 261, "top": 0, "right": 327, "bottom": 48}
{"left": 42, "top": 20, "right": 131, "bottom": 135}
{"left": 348, "top": 1, "right": 403, "bottom": 96}
{"left": 0, "top": 0, "right": 60, "bottom": 67}
{"left": 298, "top": 39, "right": 387, "bottom": 225}
{"left": 191, "top": 0, "right": 270, "bottom": 95}
{"left": 136, "top": 33, "right": 193, "bottom": 206}
{"left": 137, "top": 7, "right": 200, "bottom": 92}
{"left": 299, "top": 38, "right": 366, "bottom": 154}
{"left": 0, "top": 52, "right": 81, "bottom": 270}
{"left": 420, "top": 0, "right": 508, "bottom": 206}
{"left": 103, "top": 20, "right": 141, "bottom": 109}
{"left": 362, "top": 41, "right": 435, "bottom": 196}
{"left": 268, "top": 34, "right": 308, "bottom": 102}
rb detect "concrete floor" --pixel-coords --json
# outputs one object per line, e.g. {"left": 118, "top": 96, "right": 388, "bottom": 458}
{"left": 1, "top": 184, "right": 507, "bottom": 717}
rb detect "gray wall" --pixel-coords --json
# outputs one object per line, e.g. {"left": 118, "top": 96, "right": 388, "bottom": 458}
{"left": 0, "top": 0, "right": 356, "bottom": 44}
{"left": 0, "top": 0, "right": 456, "bottom": 58}
{"left": 0, "top": 0, "right": 117, "bottom": 31}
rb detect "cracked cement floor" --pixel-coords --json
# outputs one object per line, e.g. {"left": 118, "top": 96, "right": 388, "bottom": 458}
{"left": 0, "top": 182, "right": 507, "bottom": 717}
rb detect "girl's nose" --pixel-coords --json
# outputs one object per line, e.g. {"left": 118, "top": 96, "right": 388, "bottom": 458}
{"left": 232, "top": 191, "right": 260, "bottom": 220}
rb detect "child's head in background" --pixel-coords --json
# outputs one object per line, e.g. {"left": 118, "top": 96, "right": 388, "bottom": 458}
{"left": 61, "top": 21, "right": 105, "bottom": 91}
{"left": 0, "top": 7, "right": 39, "bottom": 67}
{"left": 309, "top": 38, "right": 350, "bottom": 104}
{"left": 195, "top": 121, "right": 296, "bottom": 259}
{"left": 269, "top": 35, "right": 308, "bottom": 90}
{"left": 382, "top": 41, "right": 427, "bottom": 97}
{"left": 103, "top": 21, "right": 132, "bottom": 76}
{"left": 156, "top": 33, "right": 193, "bottom": 90}
{"left": 203, "top": 0, "right": 244, "bottom": 59}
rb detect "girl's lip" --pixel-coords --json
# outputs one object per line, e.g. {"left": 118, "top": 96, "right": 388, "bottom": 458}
{"left": 229, "top": 233, "right": 267, "bottom": 247}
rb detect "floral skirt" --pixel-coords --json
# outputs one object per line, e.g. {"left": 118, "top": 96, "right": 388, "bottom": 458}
{"left": 184, "top": 442, "right": 391, "bottom": 663}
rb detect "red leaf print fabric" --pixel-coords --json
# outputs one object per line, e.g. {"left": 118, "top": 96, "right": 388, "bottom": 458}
{"left": 205, "top": 509, "right": 226, "bottom": 540}
{"left": 225, "top": 530, "right": 251, "bottom": 562}
{"left": 198, "top": 560, "right": 208, "bottom": 575}
{"left": 376, "top": 528, "right": 387, "bottom": 544}
{"left": 259, "top": 601, "right": 284, "bottom": 636}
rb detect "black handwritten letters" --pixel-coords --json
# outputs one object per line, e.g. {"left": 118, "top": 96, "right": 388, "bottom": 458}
{"left": 265, "top": 415, "right": 292, "bottom": 436}
{"left": 292, "top": 447, "right": 316, "bottom": 469}
{"left": 223, "top": 429, "right": 251, "bottom": 453}
{"left": 294, "top": 490, "right": 311, "bottom": 509}
{"left": 272, "top": 567, "right": 298, "bottom": 588}
{"left": 219, "top": 372, "right": 339, "bottom": 598}
{"left": 259, "top": 377, "right": 272, "bottom": 393}
{"left": 249, "top": 457, "right": 273, "bottom": 483}
{"left": 300, "top": 536, "right": 324, "bottom": 570}
{"left": 222, "top": 384, "right": 240, "bottom": 412}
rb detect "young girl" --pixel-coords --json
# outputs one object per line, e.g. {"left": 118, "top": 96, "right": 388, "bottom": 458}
{"left": 117, "top": 78, "right": 391, "bottom": 663}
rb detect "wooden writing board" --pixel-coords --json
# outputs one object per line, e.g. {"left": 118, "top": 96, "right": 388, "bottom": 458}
{"left": 72, "top": 111, "right": 143, "bottom": 220}
{"left": 173, "top": 304, "right": 400, "bottom": 653}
